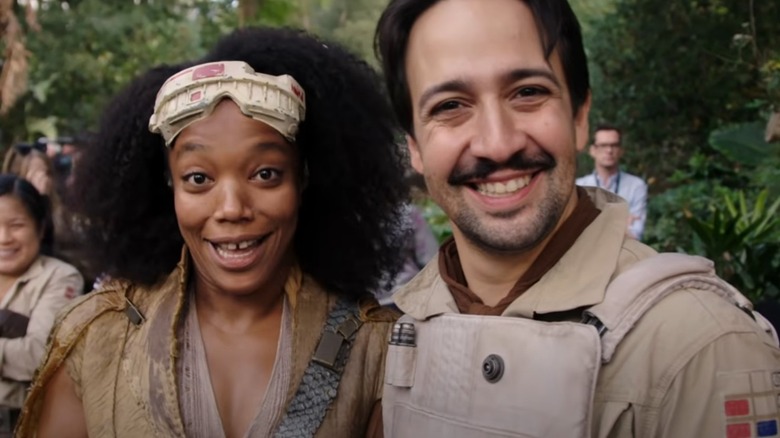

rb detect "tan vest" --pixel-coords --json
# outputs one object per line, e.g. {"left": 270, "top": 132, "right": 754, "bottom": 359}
{"left": 383, "top": 254, "right": 777, "bottom": 438}
{"left": 16, "top": 255, "right": 395, "bottom": 437}
{"left": 385, "top": 188, "right": 780, "bottom": 437}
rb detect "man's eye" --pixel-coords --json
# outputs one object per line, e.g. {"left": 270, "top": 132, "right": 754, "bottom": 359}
{"left": 183, "top": 173, "right": 209, "bottom": 185}
{"left": 515, "top": 86, "right": 548, "bottom": 98}
{"left": 431, "top": 100, "right": 462, "bottom": 115}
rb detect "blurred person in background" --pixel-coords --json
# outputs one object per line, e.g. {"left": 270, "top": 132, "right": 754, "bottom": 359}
{"left": 576, "top": 124, "right": 647, "bottom": 240}
{"left": 4, "top": 149, "right": 58, "bottom": 257}
{"left": 4, "top": 140, "right": 95, "bottom": 289}
{"left": 2, "top": 140, "right": 47, "bottom": 176}
{"left": 18, "top": 149, "right": 55, "bottom": 199}
{"left": 376, "top": 172, "right": 438, "bottom": 307}
{"left": 1, "top": 146, "right": 22, "bottom": 176}
{"left": 17, "top": 26, "right": 408, "bottom": 438}
{"left": 0, "top": 174, "right": 83, "bottom": 437}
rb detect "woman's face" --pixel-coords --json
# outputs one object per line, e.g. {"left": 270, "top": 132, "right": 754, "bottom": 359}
{"left": 0, "top": 195, "right": 42, "bottom": 277}
{"left": 168, "top": 100, "right": 302, "bottom": 296}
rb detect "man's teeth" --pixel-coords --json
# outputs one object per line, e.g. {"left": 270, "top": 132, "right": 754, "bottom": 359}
{"left": 476, "top": 176, "right": 532, "bottom": 196}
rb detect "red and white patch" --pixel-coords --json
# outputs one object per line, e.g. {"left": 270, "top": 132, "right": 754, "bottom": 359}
{"left": 64, "top": 286, "right": 77, "bottom": 299}
{"left": 721, "top": 369, "right": 780, "bottom": 438}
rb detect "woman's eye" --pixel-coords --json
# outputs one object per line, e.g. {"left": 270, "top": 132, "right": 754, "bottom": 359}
{"left": 255, "top": 168, "right": 281, "bottom": 181}
{"left": 183, "top": 172, "right": 210, "bottom": 185}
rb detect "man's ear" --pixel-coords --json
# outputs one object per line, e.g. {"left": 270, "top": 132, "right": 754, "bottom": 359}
{"left": 407, "top": 134, "right": 424, "bottom": 174}
{"left": 575, "top": 92, "right": 592, "bottom": 152}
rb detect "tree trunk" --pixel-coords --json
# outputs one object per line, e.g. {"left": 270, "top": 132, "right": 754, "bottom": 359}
{"left": 238, "top": 0, "right": 260, "bottom": 27}
{"left": 767, "top": 112, "right": 780, "bottom": 143}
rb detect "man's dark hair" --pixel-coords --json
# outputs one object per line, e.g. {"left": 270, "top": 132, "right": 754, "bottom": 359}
{"left": 375, "top": 0, "right": 590, "bottom": 136}
{"left": 68, "top": 27, "right": 409, "bottom": 297}
{"left": 594, "top": 123, "right": 623, "bottom": 144}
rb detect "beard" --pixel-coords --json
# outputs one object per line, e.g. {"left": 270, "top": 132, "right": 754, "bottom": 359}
{"left": 452, "top": 182, "right": 568, "bottom": 253}
{"left": 431, "top": 150, "right": 573, "bottom": 254}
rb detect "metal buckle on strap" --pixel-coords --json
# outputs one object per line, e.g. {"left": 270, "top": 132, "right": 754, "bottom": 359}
{"left": 581, "top": 313, "right": 608, "bottom": 337}
{"left": 312, "top": 331, "right": 344, "bottom": 370}
{"left": 312, "top": 315, "right": 363, "bottom": 370}
{"left": 124, "top": 297, "right": 146, "bottom": 326}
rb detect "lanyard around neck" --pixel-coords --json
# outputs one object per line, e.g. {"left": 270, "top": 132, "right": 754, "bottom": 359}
{"left": 594, "top": 171, "right": 621, "bottom": 194}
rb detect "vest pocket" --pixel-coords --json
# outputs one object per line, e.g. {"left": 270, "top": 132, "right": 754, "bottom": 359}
{"left": 385, "top": 344, "right": 416, "bottom": 388}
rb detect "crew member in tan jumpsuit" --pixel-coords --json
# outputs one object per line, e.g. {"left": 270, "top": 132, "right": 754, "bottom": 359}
{"left": 374, "top": 0, "right": 780, "bottom": 436}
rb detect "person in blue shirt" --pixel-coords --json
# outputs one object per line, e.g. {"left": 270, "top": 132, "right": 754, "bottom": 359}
{"left": 576, "top": 124, "right": 647, "bottom": 240}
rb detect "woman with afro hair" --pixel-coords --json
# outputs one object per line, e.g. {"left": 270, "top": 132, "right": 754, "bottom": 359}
{"left": 17, "top": 27, "right": 408, "bottom": 438}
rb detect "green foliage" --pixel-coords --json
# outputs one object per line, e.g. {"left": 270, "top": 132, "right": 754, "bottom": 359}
{"left": 295, "top": 0, "right": 388, "bottom": 64}
{"left": 709, "top": 122, "right": 780, "bottom": 197}
{"left": 709, "top": 122, "right": 778, "bottom": 168}
{"left": 644, "top": 178, "right": 728, "bottom": 253}
{"left": 645, "top": 121, "right": 780, "bottom": 299}
{"left": 0, "top": 0, "right": 296, "bottom": 146}
{"left": 419, "top": 198, "right": 452, "bottom": 244}
{"left": 585, "top": 0, "right": 780, "bottom": 189}
{"left": 687, "top": 189, "right": 780, "bottom": 301}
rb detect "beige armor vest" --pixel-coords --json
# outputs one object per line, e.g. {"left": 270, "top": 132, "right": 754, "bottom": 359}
{"left": 383, "top": 254, "right": 777, "bottom": 438}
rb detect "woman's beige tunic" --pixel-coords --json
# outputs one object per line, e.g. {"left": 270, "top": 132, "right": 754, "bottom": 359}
{"left": 16, "top": 255, "right": 395, "bottom": 437}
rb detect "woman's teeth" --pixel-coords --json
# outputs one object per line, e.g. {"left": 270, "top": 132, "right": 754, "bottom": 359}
{"left": 476, "top": 175, "right": 532, "bottom": 196}
{"left": 213, "top": 239, "right": 260, "bottom": 258}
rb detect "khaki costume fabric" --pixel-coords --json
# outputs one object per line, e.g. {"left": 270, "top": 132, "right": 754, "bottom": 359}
{"left": 16, "top": 250, "right": 395, "bottom": 437}
{"left": 393, "top": 188, "right": 780, "bottom": 437}
{"left": 0, "top": 255, "right": 82, "bottom": 408}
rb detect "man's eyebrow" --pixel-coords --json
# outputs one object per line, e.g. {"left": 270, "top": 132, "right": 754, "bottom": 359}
{"left": 505, "top": 68, "right": 561, "bottom": 88}
{"left": 418, "top": 79, "right": 471, "bottom": 110}
{"left": 417, "top": 68, "right": 561, "bottom": 110}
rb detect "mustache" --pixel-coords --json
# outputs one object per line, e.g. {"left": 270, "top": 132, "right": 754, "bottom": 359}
{"left": 448, "top": 152, "right": 556, "bottom": 186}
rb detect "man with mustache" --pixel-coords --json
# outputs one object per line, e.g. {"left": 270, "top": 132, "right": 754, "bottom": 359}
{"left": 374, "top": 0, "right": 780, "bottom": 436}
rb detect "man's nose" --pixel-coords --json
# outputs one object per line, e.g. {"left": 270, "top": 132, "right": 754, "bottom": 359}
{"left": 213, "top": 182, "right": 253, "bottom": 222}
{"left": 470, "top": 104, "right": 527, "bottom": 163}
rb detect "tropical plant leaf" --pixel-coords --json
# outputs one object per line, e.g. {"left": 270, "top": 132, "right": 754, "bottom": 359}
{"left": 710, "top": 123, "right": 775, "bottom": 167}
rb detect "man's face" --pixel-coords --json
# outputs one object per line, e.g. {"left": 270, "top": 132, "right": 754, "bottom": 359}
{"left": 589, "top": 129, "right": 622, "bottom": 170}
{"left": 404, "top": 0, "right": 590, "bottom": 253}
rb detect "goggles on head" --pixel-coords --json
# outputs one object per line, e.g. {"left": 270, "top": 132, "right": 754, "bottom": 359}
{"left": 149, "top": 61, "right": 306, "bottom": 147}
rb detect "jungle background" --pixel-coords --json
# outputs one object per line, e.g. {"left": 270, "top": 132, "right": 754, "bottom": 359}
{"left": 0, "top": 0, "right": 778, "bottom": 302}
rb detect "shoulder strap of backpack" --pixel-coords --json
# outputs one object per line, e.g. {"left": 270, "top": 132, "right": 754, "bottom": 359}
{"left": 274, "top": 296, "right": 363, "bottom": 437}
{"left": 582, "top": 253, "right": 777, "bottom": 363}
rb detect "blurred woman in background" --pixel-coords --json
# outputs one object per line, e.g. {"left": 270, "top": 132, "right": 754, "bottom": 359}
{"left": 0, "top": 174, "right": 83, "bottom": 437}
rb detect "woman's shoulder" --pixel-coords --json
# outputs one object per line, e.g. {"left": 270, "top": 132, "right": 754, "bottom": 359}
{"left": 52, "top": 269, "right": 180, "bottom": 344}
{"left": 358, "top": 296, "right": 400, "bottom": 324}
{"left": 35, "top": 255, "right": 83, "bottom": 277}
{"left": 51, "top": 283, "right": 134, "bottom": 342}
